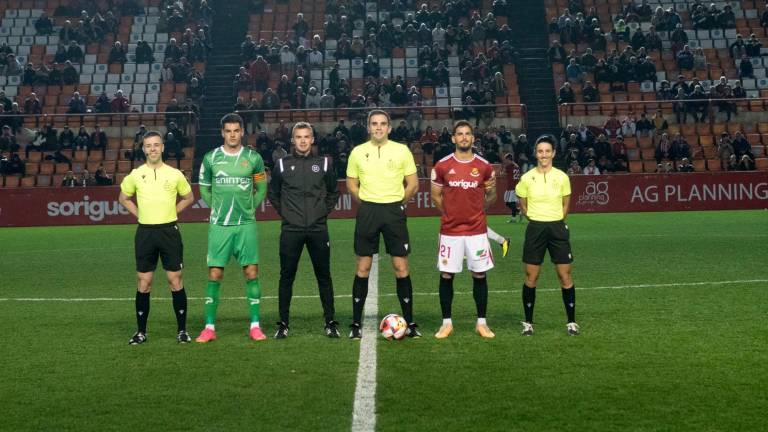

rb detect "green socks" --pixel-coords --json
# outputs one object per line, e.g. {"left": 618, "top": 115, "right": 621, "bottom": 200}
{"left": 204, "top": 280, "right": 221, "bottom": 326}
{"left": 204, "top": 279, "right": 261, "bottom": 327}
{"left": 246, "top": 278, "right": 261, "bottom": 325}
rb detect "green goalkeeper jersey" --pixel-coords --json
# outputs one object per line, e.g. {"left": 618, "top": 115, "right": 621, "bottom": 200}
{"left": 199, "top": 146, "right": 266, "bottom": 226}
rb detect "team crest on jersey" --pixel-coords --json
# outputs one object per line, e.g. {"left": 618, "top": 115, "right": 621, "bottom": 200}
{"left": 240, "top": 160, "right": 249, "bottom": 167}
{"left": 470, "top": 168, "right": 480, "bottom": 177}
{"left": 312, "top": 165, "right": 320, "bottom": 172}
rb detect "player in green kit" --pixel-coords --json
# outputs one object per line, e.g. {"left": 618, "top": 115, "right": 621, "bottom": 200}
{"left": 195, "top": 113, "right": 269, "bottom": 342}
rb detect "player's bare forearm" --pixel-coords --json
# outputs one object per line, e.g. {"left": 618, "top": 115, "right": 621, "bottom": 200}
{"left": 484, "top": 186, "right": 497, "bottom": 209}
{"left": 118, "top": 192, "right": 139, "bottom": 219}
{"left": 254, "top": 180, "right": 267, "bottom": 205}
{"left": 483, "top": 176, "right": 497, "bottom": 209}
{"left": 176, "top": 192, "right": 194, "bottom": 214}
{"left": 403, "top": 173, "right": 419, "bottom": 204}
{"left": 430, "top": 183, "right": 444, "bottom": 213}
{"left": 519, "top": 197, "right": 528, "bottom": 216}
{"left": 562, "top": 195, "right": 571, "bottom": 219}
{"left": 347, "top": 177, "right": 361, "bottom": 203}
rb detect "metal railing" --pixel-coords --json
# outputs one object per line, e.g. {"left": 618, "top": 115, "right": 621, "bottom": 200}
{"left": 233, "top": 103, "right": 528, "bottom": 133}
{"left": 0, "top": 111, "right": 198, "bottom": 143}
{"left": 557, "top": 97, "right": 762, "bottom": 129}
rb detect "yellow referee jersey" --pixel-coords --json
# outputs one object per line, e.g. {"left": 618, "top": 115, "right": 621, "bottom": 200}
{"left": 120, "top": 163, "right": 192, "bottom": 224}
{"left": 346, "top": 140, "right": 417, "bottom": 203}
{"left": 515, "top": 167, "right": 571, "bottom": 222}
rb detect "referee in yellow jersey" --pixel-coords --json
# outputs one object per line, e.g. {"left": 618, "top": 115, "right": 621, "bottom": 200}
{"left": 346, "top": 110, "right": 420, "bottom": 339}
{"left": 515, "top": 135, "right": 580, "bottom": 336}
{"left": 118, "top": 131, "right": 195, "bottom": 345}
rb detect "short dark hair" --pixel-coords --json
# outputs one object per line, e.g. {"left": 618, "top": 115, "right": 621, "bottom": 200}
{"left": 142, "top": 131, "right": 164, "bottom": 145}
{"left": 452, "top": 120, "right": 473, "bottom": 134}
{"left": 534, "top": 134, "right": 557, "bottom": 152}
{"left": 367, "top": 109, "right": 390, "bottom": 126}
{"left": 220, "top": 113, "right": 244, "bottom": 129}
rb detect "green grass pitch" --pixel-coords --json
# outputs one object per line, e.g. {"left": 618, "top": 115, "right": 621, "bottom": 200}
{"left": 1, "top": 210, "right": 766, "bottom": 431}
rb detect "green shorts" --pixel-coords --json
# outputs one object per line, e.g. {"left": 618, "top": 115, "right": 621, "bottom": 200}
{"left": 207, "top": 223, "right": 259, "bottom": 267}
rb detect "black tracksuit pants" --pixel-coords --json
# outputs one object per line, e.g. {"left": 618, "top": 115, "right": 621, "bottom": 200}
{"left": 279, "top": 229, "right": 335, "bottom": 324}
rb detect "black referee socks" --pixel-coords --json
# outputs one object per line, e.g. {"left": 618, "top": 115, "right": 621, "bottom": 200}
{"left": 561, "top": 285, "right": 576, "bottom": 323}
{"left": 522, "top": 284, "right": 535, "bottom": 323}
{"left": 396, "top": 276, "right": 414, "bottom": 324}
{"left": 172, "top": 288, "right": 188, "bottom": 332}
{"left": 352, "top": 275, "right": 369, "bottom": 324}
{"left": 135, "top": 291, "right": 150, "bottom": 333}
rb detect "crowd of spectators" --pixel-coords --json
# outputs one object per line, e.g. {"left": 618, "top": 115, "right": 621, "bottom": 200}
{"left": 655, "top": 74, "right": 746, "bottom": 123}
{"left": 59, "top": 166, "right": 113, "bottom": 186}
{"left": 556, "top": 102, "right": 761, "bottom": 174}
{"left": 234, "top": 0, "right": 519, "bottom": 132}
{"left": 558, "top": 122, "right": 630, "bottom": 174}
{"left": 715, "top": 130, "right": 757, "bottom": 170}
{"left": 0, "top": 119, "right": 119, "bottom": 181}
{"left": 5, "top": 0, "right": 210, "bottom": 114}
{"left": 550, "top": 1, "right": 765, "bottom": 100}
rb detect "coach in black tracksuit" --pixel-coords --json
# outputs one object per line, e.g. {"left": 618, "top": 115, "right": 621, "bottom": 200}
{"left": 268, "top": 122, "right": 340, "bottom": 339}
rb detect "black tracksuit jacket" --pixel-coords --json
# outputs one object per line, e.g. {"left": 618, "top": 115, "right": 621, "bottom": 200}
{"left": 268, "top": 152, "right": 339, "bottom": 230}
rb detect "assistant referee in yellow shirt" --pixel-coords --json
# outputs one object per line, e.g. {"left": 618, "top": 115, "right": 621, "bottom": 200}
{"left": 346, "top": 110, "right": 420, "bottom": 339}
{"left": 118, "top": 132, "right": 194, "bottom": 345}
{"left": 515, "top": 135, "right": 580, "bottom": 337}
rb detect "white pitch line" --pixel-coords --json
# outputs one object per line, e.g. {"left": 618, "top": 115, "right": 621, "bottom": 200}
{"left": 0, "top": 279, "right": 765, "bottom": 303}
{"left": 351, "top": 254, "right": 379, "bottom": 432}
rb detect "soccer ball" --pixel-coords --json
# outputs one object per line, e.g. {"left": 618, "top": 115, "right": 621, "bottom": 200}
{"left": 379, "top": 313, "right": 408, "bottom": 340}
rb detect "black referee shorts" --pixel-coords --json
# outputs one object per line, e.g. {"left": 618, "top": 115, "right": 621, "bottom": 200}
{"left": 354, "top": 201, "right": 410, "bottom": 257}
{"left": 134, "top": 222, "right": 184, "bottom": 273}
{"left": 522, "top": 220, "right": 573, "bottom": 265}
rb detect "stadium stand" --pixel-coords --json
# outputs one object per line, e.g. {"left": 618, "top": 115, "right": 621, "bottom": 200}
{"left": 548, "top": 0, "right": 768, "bottom": 172}
{"left": 0, "top": 0, "right": 211, "bottom": 187}
{"left": 2, "top": 0, "right": 765, "bottom": 188}
{"left": 229, "top": 0, "right": 524, "bottom": 177}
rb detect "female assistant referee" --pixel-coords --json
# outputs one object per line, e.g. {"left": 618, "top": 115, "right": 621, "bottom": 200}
{"left": 514, "top": 135, "right": 579, "bottom": 336}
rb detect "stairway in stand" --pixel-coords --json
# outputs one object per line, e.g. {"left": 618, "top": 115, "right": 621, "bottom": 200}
{"left": 507, "top": 0, "right": 561, "bottom": 141}
{"left": 194, "top": 0, "right": 250, "bottom": 173}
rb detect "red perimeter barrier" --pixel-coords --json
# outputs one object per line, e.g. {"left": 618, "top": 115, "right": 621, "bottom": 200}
{"left": 0, "top": 173, "right": 766, "bottom": 227}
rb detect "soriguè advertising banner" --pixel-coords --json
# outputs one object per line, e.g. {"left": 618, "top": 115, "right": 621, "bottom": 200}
{"left": 0, "top": 173, "right": 766, "bottom": 227}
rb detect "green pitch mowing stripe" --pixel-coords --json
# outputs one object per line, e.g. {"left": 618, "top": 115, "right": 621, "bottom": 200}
{"left": 0, "top": 211, "right": 766, "bottom": 431}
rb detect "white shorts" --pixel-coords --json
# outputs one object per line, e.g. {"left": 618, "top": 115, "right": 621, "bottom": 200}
{"left": 437, "top": 233, "right": 495, "bottom": 273}
{"left": 504, "top": 190, "right": 518, "bottom": 203}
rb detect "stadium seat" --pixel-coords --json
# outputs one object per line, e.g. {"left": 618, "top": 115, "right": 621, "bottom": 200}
{"left": 3, "top": 175, "right": 20, "bottom": 187}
